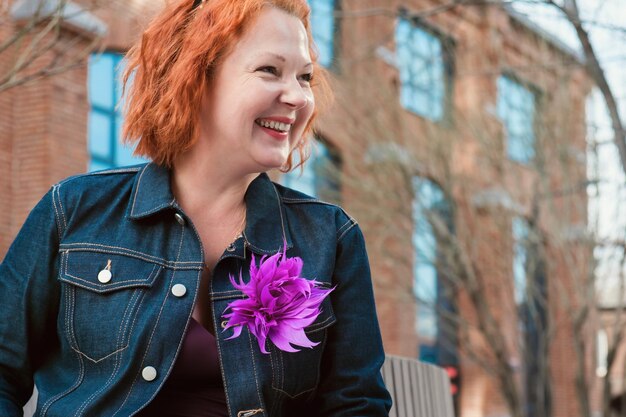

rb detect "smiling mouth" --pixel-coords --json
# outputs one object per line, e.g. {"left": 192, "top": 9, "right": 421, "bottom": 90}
{"left": 255, "top": 118, "right": 292, "bottom": 133}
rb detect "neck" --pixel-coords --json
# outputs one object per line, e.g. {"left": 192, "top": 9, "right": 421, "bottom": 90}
{"left": 171, "top": 145, "right": 256, "bottom": 218}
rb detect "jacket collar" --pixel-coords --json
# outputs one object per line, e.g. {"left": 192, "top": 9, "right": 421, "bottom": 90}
{"left": 128, "top": 163, "right": 292, "bottom": 254}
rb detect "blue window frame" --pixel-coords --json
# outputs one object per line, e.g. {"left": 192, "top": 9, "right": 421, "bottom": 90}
{"left": 413, "top": 177, "right": 457, "bottom": 366}
{"left": 396, "top": 18, "right": 446, "bottom": 121}
{"left": 281, "top": 140, "right": 340, "bottom": 203}
{"left": 497, "top": 75, "right": 536, "bottom": 164}
{"left": 308, "top": 0, "right": 336, "bottom": 68}
{"left": 88, "top": 52, "right": 148, "bottom": 171}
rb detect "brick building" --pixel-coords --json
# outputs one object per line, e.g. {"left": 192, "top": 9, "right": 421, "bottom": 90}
{"left": 1, "top": 0, "right": 596, "bottom": 416}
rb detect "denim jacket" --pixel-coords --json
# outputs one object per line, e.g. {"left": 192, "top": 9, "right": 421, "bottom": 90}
{"left": 0, "top": 163, "right": 391, "bottom": 417}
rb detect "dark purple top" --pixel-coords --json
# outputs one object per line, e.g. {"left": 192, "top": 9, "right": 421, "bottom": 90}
{"left": 137, "top": 318, "right": 229, "bottom": 417}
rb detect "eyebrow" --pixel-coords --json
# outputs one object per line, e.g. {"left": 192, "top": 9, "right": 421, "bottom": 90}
{"left": 253, "top": 52, "right": 313, "bottom": 69}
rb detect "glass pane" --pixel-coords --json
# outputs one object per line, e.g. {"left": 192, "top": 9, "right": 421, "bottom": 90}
{"left": 309, "top": 0, "right": 335, "bottom": 67}
{"left": 88, "top": 111, "right": 112, "bottom": 160}
{"left": 413, "top": 178, "right": 448, "bottom": 345}
{"left": 513, "top": 217, "right": 529, "bottom": 305}
{"left": 89, "top": 54, "right": 114, "bottom": 110}
{"left": 89, "top": 158, "right": 113, "bottom": 172}
{"left": 115, "top": 115, "right": 149, "bottom": 166}
{"left": 498, "top": 75, "right": 536, "bottom": 164}
{"left": 115, "top": 57, "right": 126, "bottom": 106}
{"left": 395, "top": 18, "right": 445, "bottom": 121}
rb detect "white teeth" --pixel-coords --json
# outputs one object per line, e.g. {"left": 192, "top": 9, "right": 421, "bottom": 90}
{"left": 257, "top": 119, "right": 292, "bottom": 133}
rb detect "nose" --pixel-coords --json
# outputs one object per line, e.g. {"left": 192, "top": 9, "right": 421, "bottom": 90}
{"left": 280, "top": 78, "right": 310, "bottom": 110}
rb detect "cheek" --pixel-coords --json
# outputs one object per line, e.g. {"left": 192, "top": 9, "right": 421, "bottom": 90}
{"left": 298, "top": 97, "right": 315, "bottom": 129}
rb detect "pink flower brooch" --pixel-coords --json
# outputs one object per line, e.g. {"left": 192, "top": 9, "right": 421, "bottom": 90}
{"left": 221, "top": 246, "right": 333, "bottom": 354}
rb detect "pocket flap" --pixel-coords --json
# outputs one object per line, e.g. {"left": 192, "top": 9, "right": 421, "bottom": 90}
{"left": 306, "top": 290, "right": 336, "bottom": 333}
{"left": 59, "top": 250, "right": 161, "bottom": 293}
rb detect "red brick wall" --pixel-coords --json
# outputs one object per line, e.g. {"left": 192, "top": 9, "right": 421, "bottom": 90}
{"left": 0, "top": 2, "right": 593, "bottom": 417}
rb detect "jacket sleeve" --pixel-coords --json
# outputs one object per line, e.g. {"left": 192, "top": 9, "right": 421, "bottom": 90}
{"left": 313, "top": 221, "right": 392, "bottom": 416}
{"left": 0, "top": 188, "right": 61, "bottom": 416}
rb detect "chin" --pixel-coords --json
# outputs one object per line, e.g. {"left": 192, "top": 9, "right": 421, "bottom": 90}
{"left": 252, "top": 156, "right": 289, "bottom": 172}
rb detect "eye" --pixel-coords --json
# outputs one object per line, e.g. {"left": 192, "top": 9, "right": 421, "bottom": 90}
{"left": 299, "top": 73, "right": 314, "bottom": 83}
{"left": 258, "top": 66, "right": 279, "bottom": 76}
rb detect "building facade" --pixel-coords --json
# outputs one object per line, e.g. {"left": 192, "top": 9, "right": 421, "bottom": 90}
{"left": 1, "top": 0, "right": 596, "bottom": 416}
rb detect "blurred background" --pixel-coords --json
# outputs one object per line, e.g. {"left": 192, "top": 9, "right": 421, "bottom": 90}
{"left": 1, "top": 0, "right": 625, "bottom": 416}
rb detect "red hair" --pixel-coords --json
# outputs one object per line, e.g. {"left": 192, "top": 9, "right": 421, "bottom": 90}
{"left": 122, "top": 0, "right": 332, "bottom": 170}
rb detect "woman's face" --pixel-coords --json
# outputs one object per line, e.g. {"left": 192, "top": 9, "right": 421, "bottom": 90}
{"left": 200, "top": 6, "right": 315, "bottom": 172}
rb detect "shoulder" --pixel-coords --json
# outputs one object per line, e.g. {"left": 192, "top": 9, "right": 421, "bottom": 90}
{"left": 55, "top": 164, "right": 144, "bottom": 190}
{"left": 272, "top": 181, "right": 358, "bottom": 241}
{"left": 52, "top": 164, "right": 145, "bottom": 213}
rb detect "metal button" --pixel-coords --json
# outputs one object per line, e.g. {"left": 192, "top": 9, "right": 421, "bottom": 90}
{"left": 174, "top": 213, "right": 185, "bottom": 226}
{"left": 221, "top": 320, "right": 229, "bottom": 329}
{"left": 142, "top": 366, "right": 157, "bottom": 382}
{"left": 97, "top": 269, "right": 112, "bottom": 284}
{"left": 171, "top": 284, "right": 187, "bottom": 297}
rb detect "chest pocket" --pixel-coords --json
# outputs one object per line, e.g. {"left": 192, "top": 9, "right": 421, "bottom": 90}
{"left": 270, "top": 293, "right": 336, "bottom": 398}
{"left": 58, "top": 250, "right": 162, "bottom": 363}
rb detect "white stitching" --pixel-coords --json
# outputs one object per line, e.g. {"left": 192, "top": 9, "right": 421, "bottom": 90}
{"left": 112, "top": 222, "right": 186, "bottom": 416}
{"left": 337, "top": 218, "right": 354, "bottom": 235}
{"left": 270, "top": 182, "right": 288, "bottom": 245}
{"left": 56, "top": 185, "right": 68, "bottom": 232}
{"left": 70, "top": 345, "right": 128, "bottom": 364}
{"left": 51, "top": 186, "right": 63, "bottom": 240}
{"left": 305, "top": 313, "right": 337, "bottom": 333}
{"left": 89, "top": 168, "right": 142, "bottom": 175}
{"left": 42, "top": 282, "right": 85, "bottom": 416}
{"left": 215, "top": 307, "right": 234, "bottom": 417}
{"left": 246, "top": 330, "right": 265, "bottom": 413}
{"left": 130, "top": 164, "right": 149, "bottom": 217}
{"left": 337, "top": 222, "right": 357, "bottom": 242}
{"left": 59, "top": 243, "right": 203, "bottom": 268}
{"left": 60, "top": 263, "right": 160, "bottom": 293}
{"left": 75, "top": 287, "right": 131, "bottom": 416}
{"left": 74, "top": 301, "right": 127, "bottom": 416}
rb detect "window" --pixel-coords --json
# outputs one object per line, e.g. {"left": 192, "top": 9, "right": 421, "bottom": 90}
{"left": 497, "top": 75, "right": 536, "bottom": 164}
{"left": 88, "top": 52, "right": 148, "bottom": 171}
{"left": 281, "top": 140, "right": 341, "bottom": 203}
{"left": 513, "top": 216, "right": 549, "bottom": 417}
{"left": 412, "top": 177, "right": 457, "bottom": 366}
{"left": 513, "top": 217, "right": 529, "bottom": 306}
{"left": 308, "top": 0, "right": 336, "bottom": 68}
{"left": 395, "top": 18, "right": 447, "bottom": 121}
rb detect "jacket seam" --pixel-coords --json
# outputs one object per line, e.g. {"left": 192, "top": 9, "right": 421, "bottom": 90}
{"left": 270, "top": 182, "right": 288, "bottom": 244}
{"left": 51, "top": 185, "right": 67, "bottom": 238}
{"left": 246, "top": 329, "right": 266, "bottom": 415}
{"left": 88, "top": 167, "right": 142, "bottom": 175}
{"left": 59, "top": 243, "right": 203, "bottom": 268}
{"left": 60, "top": 263, "right": 160, "bottom": 293}
{"left": 41, "top": 287, "right": 85, "bottom": 416}
{"left": 337, "top": 220, "right": 358, "bottom": 241}
{"left": 337, "top": 218, "right": 353, "bottom": 236}
{"left": 113, "top": 223, "right": 185, "bottom": 416}
{"left": 280, "top": 197, "right": 338, "bottom": 207}
{"left": 74, "top": 303, "right": 127, "bottom": 416}
{"left": 54, "top": 167, "right": 142, "bottom": 189}
{"left": 74, "top": 281, "right": 143, "bottom": 415}
{"left": 130, "top": 164, "right": 149, "bottom": 218}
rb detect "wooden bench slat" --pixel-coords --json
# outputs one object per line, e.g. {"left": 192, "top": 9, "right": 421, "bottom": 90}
{"left": 382, "top": 355, "right": 456, "bottom": 417}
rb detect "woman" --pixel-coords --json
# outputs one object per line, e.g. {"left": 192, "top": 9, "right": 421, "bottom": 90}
{"left": 0, "top": 0, "right": 391, "bottom": 416}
